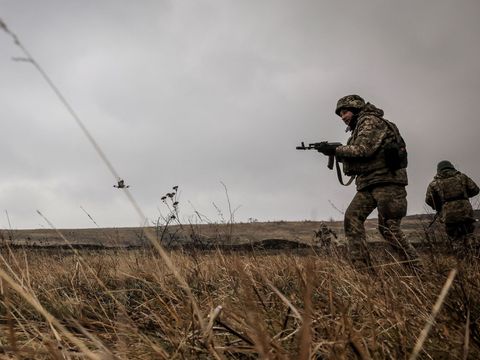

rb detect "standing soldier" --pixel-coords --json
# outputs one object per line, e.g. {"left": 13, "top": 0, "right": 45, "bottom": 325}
{"left": 334, "top": 95, "right": 420, "bottom": 268}
{"left": 425, "top": 160, "right": 479, "bottom": 254}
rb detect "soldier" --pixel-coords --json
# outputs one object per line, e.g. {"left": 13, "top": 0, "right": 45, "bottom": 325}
{"left": 314, "top": 222, "right": 338, "bottom": 248}
{"left": 425, "top": 160, "right": 479, "bottom": 254}
{"left": 334, "top": 95, "right": 420, "bottom": 268}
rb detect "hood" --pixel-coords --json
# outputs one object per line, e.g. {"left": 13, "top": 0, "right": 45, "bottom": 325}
{"left": 348, "top": 102, "right": 384, "bottom": 131}
{"left": 435, "top": 168, "right": 460, "bottom": 179}
{"left": 359, "top": 102, "right": 384, "bottom": 118}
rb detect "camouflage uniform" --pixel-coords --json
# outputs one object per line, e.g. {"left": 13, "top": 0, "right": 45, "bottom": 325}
{"left": 314, "top": 222, "right": 337, "bottom": 247}
{"left": 334, "top": 95, "right": 419, "bottom": 266}
{"left": 425, "top": 161, "right": 479, "bottom": 253}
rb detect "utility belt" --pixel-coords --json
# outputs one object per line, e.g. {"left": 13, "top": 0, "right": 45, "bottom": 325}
{"left": 342, "top": 157, "right": 384, "bottom": 177}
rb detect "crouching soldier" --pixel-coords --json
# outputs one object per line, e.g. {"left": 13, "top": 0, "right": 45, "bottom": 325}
{"left": 314, "top": 222, "right": 338, "bottom": 248}
{"left": 425, "top": 160, "right": 479, "bottom": 255}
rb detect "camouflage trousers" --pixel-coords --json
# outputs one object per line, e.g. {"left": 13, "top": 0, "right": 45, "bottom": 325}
{"left": 344, "top": 184, "right": 419, "bottom": 266}
{"left": 445, "top": 221, "right": 478, "bottom": 257}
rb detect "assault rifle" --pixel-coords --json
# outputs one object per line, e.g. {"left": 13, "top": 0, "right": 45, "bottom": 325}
{"left": 296, "top": 141, "right": 354, "bottom": 186}
{"left": 296, "top": 141, "right": 342, "bottom": 169}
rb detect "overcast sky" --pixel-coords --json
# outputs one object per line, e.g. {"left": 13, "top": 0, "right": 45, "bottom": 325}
{"left": 0, "top": 0, "right": 479, "bottom": 229}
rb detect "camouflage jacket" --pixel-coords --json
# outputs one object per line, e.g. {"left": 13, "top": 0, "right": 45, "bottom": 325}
{"left": 335, "top": 103, "right": 408, "bottom": 191}
{"left": 425, "top": 169, "right": 479, "bottom": 224}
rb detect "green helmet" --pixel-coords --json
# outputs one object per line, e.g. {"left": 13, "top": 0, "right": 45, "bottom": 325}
{"left": 437, "top": 160, "right": 455, "bottom": 172}
{"left": 335, "top": 95, "right": 365, "bottom": 116}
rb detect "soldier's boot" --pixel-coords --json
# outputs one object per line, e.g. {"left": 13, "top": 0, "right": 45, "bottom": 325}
{"left": 348, "top": 239, "right": 373, "bottom": 271}
{"left": 449, "top": 227, "right": 468, "bottom": 258}
{"left": 464, "top": 233, "right": 476, "bottom": 248}
{"left": 468, "top": 233, "right": 480, "bottom": 259}
{"left": 399, "top": 241, "right": 423, "bottom": 272}
{"left": 462, "top": 233, "right": 478, "bottom": 261}
{"left": 383, "top": 220, "right": 422, "bottom": 271}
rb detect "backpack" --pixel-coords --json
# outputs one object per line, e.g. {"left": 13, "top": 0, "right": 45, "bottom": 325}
{"left": 438, "top": 173, "right": 468, "bottom": 203}
{"left": 382, "top": 119, "right": 408, "bottom": 171}
{"left": 341, "top": 117, "right": 408, "bottom": 176}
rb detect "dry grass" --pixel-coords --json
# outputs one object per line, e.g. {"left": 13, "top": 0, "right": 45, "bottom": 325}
{"left": 2, "top": 18, "right": 478, "bottom": 358}
{"left": 0, "top": 245, "right": 478, "bottom": 359}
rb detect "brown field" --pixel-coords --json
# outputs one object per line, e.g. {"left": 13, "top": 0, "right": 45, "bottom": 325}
{"left": 3, "top": 211, "right": 478, "bottom": 248}
{"left": 0, "top": 213, "right": 479, "bottom": 359}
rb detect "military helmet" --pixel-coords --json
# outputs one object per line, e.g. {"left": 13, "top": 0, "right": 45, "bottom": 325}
{"left": 335, "top": 94, "right": 365, "bottom": 116}
{"left": 437, "top": 160, "right": 455, "bottom": 172}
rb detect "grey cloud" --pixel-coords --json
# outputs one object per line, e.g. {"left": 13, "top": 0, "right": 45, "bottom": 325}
{"left": 0, "top": 0, "right": 479, "bottom": 228}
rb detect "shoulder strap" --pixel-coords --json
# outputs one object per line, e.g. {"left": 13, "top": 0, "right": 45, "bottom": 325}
{"left": 457, "top": 173, "right": 469, "bottom": 199}
{"left": 335, "top": 158, "right": 355, "bottom": 186}
{"left": 435, "top": 179, "right": 445, "bottom": 203}
{"left": 380, "top": 118, "right": 403, "bottom": 143}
